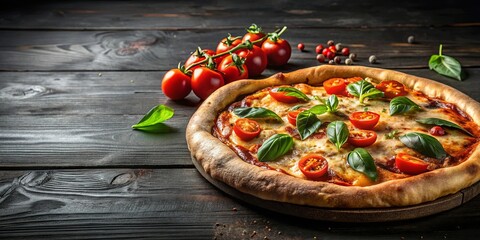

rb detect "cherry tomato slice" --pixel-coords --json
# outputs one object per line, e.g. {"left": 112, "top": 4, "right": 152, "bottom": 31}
{"left": 269, "top": 88, "right": 301, "bottom": 103}
{"left": 395, "top": 153, "right": 429, "bottom": 175}
{"left": 349, "top": 111, "right": 380, "bottom": 130}
{"left": 323, "top": 78, "right": 346, "bottom": 95}
{"left": 348, "top": 130, "right": 377, "bottom": 147}
{"left": 376, "top": 80, "right": 408, "bottom": 99}
{"left": 429, "top": 126, "right": 446, "bottom": 136}
{"left": 287, "top": 110, "right": 303, "bottom": 125}
{"left": 298, "top": 154, "right": 329, "bottom": 180}
{"left": 233, "top": 118, "right": 261, "bottom": 141}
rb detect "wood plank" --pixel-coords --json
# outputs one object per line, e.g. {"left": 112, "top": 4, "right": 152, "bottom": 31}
{"left": 0, "top": 0, "right": 478, "bottom": 30}
{"left": 0, "top": 27, "right": 479, "bottom": 71}
{"left": 0, "top": 169, "right": 479, "bottom": 239}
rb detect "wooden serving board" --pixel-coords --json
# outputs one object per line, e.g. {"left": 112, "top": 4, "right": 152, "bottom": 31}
{"left": 192, "top": 157, "right": 480, "bottom": 222}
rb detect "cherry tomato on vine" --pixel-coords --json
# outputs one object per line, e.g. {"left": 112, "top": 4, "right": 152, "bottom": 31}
{"left": 161, "top": 68, "right": 191, "bottom": 100}
{"left": 184, "top": 48, "right": 215, "bottom": 71}
{"left": 269, "top": 88, "right": 301, "bottom": 103}
{"left": 376, "top": 80, "right": 408, "bottom": 99}
{"left": 233, "top": 118, "right": 261, "bottom": 141}
{"left": 191, "top": 67, "right": 224, "bottom": 100}
{"left": 216, "top": 34, "right": 242, "bottom": 64}
{"left": 395, "top": 153, "right": 429, "bottom": 175}
{"left": 262, "top": 37, "right": 291, "bottom": 66}
{"left": 429, "top": 126, "right": 446, "bottom": 136}
{"left": 349, "top": 111, "right": 380, "bottom": 130}
{"left": 242, "top": 24, "right": 266, "bottom": 47}
{"left": 298, "top": 154, "right": 329, "bottom": 180}
{"left": 348, "top": 130, "right": 377, "bottom": 147}
{"left": 238, "top": 45, "right": 267, "bottom": 77}
{"left": 217, "top": 54, "right": 249, "bottom": 84}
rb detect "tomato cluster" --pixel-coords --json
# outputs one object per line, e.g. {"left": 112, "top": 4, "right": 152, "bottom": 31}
{"left": 161, "top": 24, "right": 292, "bottom": 101}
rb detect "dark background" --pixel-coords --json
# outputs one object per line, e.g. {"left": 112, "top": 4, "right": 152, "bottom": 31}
{"left": 0, "top": 1, "right": 479, "bottom": 239}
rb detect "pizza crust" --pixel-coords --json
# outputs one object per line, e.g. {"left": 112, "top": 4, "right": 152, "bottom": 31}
{"left": 186, "top": 65, "right": 480, "bottom": 208}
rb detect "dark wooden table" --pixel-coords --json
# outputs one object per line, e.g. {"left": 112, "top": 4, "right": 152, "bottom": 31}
{"left": 1, "top": 1, "right": 479, "bottom": 239}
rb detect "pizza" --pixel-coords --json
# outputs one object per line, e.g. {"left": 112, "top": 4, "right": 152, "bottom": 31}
{"left": 186, "top": 65, "right": 480, "bottom": 208}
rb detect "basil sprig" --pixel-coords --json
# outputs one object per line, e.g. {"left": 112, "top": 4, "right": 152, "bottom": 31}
{"left": 309, "top": 94, "right": 339, "bottom": 114}
{"left": 416, "top": 118, "right": 473, "bottom": 136}
{"left": 347, "top": 148, "right": 378, "bottom": 181}
{"left": 233, "top": 107, "right": 282, "bottom": 121}
{"left": 346, "top": 80, "right": 384, "bottom": 104}
{"left": 132, "top": 104, "right": 174, "bottom": 133}
{"left": 399, "top": 132, "right": 448, "bottom": 160}
{"left": 389, "top": 96, "right": 422, "bottom": 116}
{"left": 276, "top": 87, "right": 310, "bottom": 102}
{"left": 257, "top": 134, "right": 294, "bottom": 162}
{"left": 327, "top": 121, "right": 349, "bottom": 151}
{"left": 296, "top": 110, "right": 322, "bottom": 140}
{"left": 429, "top": 44, "right": 463, "bottom": 81}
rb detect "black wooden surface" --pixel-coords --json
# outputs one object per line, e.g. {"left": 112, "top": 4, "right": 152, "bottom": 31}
{"left": 1, "top": 1, "right": 479, "bottom": 239}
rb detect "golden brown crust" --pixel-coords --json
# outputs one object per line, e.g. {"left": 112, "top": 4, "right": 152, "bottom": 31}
{"left": 186, "top": 65, "right": 480, "bottom": 208}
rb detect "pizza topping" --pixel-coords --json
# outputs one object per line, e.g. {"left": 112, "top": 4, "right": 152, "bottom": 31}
{"left": 323, "top": 78, "right": 346, "bottom": 95}
{"left": 346, "top": 80, "right": 384, "bottom": 104}
{"left": 233, "top": 107, "right": 282, "bottom": 121}
{"left": 389, "top": 96, "right": 422, "bottom": 116}
{"left": 376, "top": 80, "right": 408, "bottom": 99}
{"left": 416, "top": 117, "right": 473, "bottom": 136}
{"left": 327, "top": 121, "right": 349, "bottom": 151}
{"left": 257, "top": 134, "right": 294, "bottom": 162}
{"left": 287, "top": 110, "right": 303, "bottom": 125}
{"left": 296, "top": 110, "right": 322, "bottom": 140}
{"left": 270, "top": 87, "right": 310, "bottom": 103}
{"left": 233, "top": 119, "right": 261, "bottom": 141}
{"left": 348, "top": 130, "right": 377, "bottom": 147}
{"left": 349, "top": 111, "right": 380, "bottom": 130}
{"left": 309, "top": 95, "right": 339, "bottom": 114}
{"left": 399, "top": 132, "right": 448, "bottom": 160}
{"left": 347, "top": 148, "right": 378, "bottom": 181}
{"left": 429, "top": 126, "right": 446, "bottom": 136}
{"left": 298, "top": 154, "right": 328, "bottom": 180}
{"left": 395, "top": 153, "right": 429, "bottom": 175}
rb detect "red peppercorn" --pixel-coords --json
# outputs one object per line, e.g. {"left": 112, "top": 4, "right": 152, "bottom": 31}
{"left": 315, "top": 44, "right": 324, "bottom": 54}
{"left": 297, "top": 43, "right": 305, "bottom": 52}
{"left": 322, "top": 48, "right": 330, "bottom": 57}
{"left": 326, "top": 51, "right": 335, "bottom": 60}
{"left": 316, "top": 54, "right": 325, "bottom": 63}
{"left": 429, "top": 126, "right": 446, "bottom": 136}
{"left": 328, "top": 45, "right": 337, "bottom": 53}
{"left": 341, "top": 47, "right": 350, "bottom": 56}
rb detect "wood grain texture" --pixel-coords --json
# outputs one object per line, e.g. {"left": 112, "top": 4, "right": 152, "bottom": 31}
{"left": 0, "top": 169, "right": 479, "bottom": 239}
{"left": 0, "top": 0, "right": 478, "bottom": 30}
{"left": 0, "top": 27, "right": 479, "bottom": 71}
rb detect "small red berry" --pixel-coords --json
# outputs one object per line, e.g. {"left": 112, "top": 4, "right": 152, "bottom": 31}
{"left": 316, "top": 54, "right": 325, "bottom": 63}
{"left": 429, "top": 126, "right": 446, "bottom": 136}
{"left": 322, "top": 48, "right": 330, "bottom": 57}
{"left": 326, "top": 51, "right": 335, "bottom": 60}
{"left": 341, "top": 47, "right": 350, "bottom": 56}
{"left": 315, "top": 44, "right": 324, "bottom": 54}
{"left": 328, "top": 45, "right": 337, "bottom": 53}
{"left": 297, "top": 43, "right": 305, "bottom": 52}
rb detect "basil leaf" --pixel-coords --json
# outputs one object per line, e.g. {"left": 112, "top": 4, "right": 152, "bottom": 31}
{"left": 132, "top": 104, "right": 174, "bottom": 132}
{"left": 233, "top": 107, "right": 282, "bottom": 121}
{"left": 276, "top": 87, "right": 310, "bottom": 102}
{"left": 327, "top": 121, "right": 349, "bottom": 151}
{"left": 257, "top": 134, "right": 294, "bottom": 162}
{"left": 346, "top": 80, "right": 384, "bottom": 104}
{"left": 309, "top": 104, "right": 328, "bottom": 115}
{"left": 347, "top": 148, "right": 378, "bottom": 181}
{"left": 429, "top": 44, "right": 463, "bottom": 81}
{"left": 297, "top": 110, "right": 322, "bottom": 140}
{"left": 389, "top": 96, "right": 421, "bottom": 116}
{"left": 325, "top": 94, "right": 339, "bottom": 112}
{"left": 399, "top": 132, "right": 448, "bottom": 160}
{"left": 416, "top": 118, "right": 473, "bottom": 136}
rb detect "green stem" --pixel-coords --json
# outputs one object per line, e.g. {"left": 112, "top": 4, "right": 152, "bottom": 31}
{"left": 276, "top": 26, "right": 287, "bottom": 37}
{"left": 439, "top": 44, "right": 443, "bottom": 56}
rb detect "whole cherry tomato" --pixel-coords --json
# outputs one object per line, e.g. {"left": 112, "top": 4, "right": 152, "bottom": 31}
{"left": 184, "top": 48, "right": 215, "bottom": 71}
{"left": 349, "top": 111, "right": 380, "bottom": 130}
{"left": 269, "top": 88, "right": 301, "bottom": 103}
{"left": 376, "top": 80, "right": 408, "bottom": 99}
{"left": 161, "top": 68, "right": 191, "bottom": 100}
{"left": 216, "top": 34, "right": 242, "bottom": 64}
{"left": 395, "top": 153, "right": 429, "bottom": 175}
{"left": 191, "top": 67, "right": 224, "bottom": 100}
{"left": 217, "top": 54, "right": 249, "bottom": 84}
{"left": 298, "top": 154, "right": 329, "bottom": 180}
{"left": 262, "top": 37, "right": 291, "bottom": 66}
{"left": 348, "top": 130, "right": 377, "bottom": 147}
{"left": 429, "top": 126, "right": 446, "bottom": 136}
{"left": 242, "top": 24, "right": 266, "bottom": 47}
{"left": 238, "top": 45, "right": 267, "bottom": 77}
{"left": 233, "top": 118, "right": 261, "bottom": 141}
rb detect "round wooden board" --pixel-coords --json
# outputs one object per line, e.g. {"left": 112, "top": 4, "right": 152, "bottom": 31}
{"left": 192, "top": 157, "right": 480, "bottom": 222}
